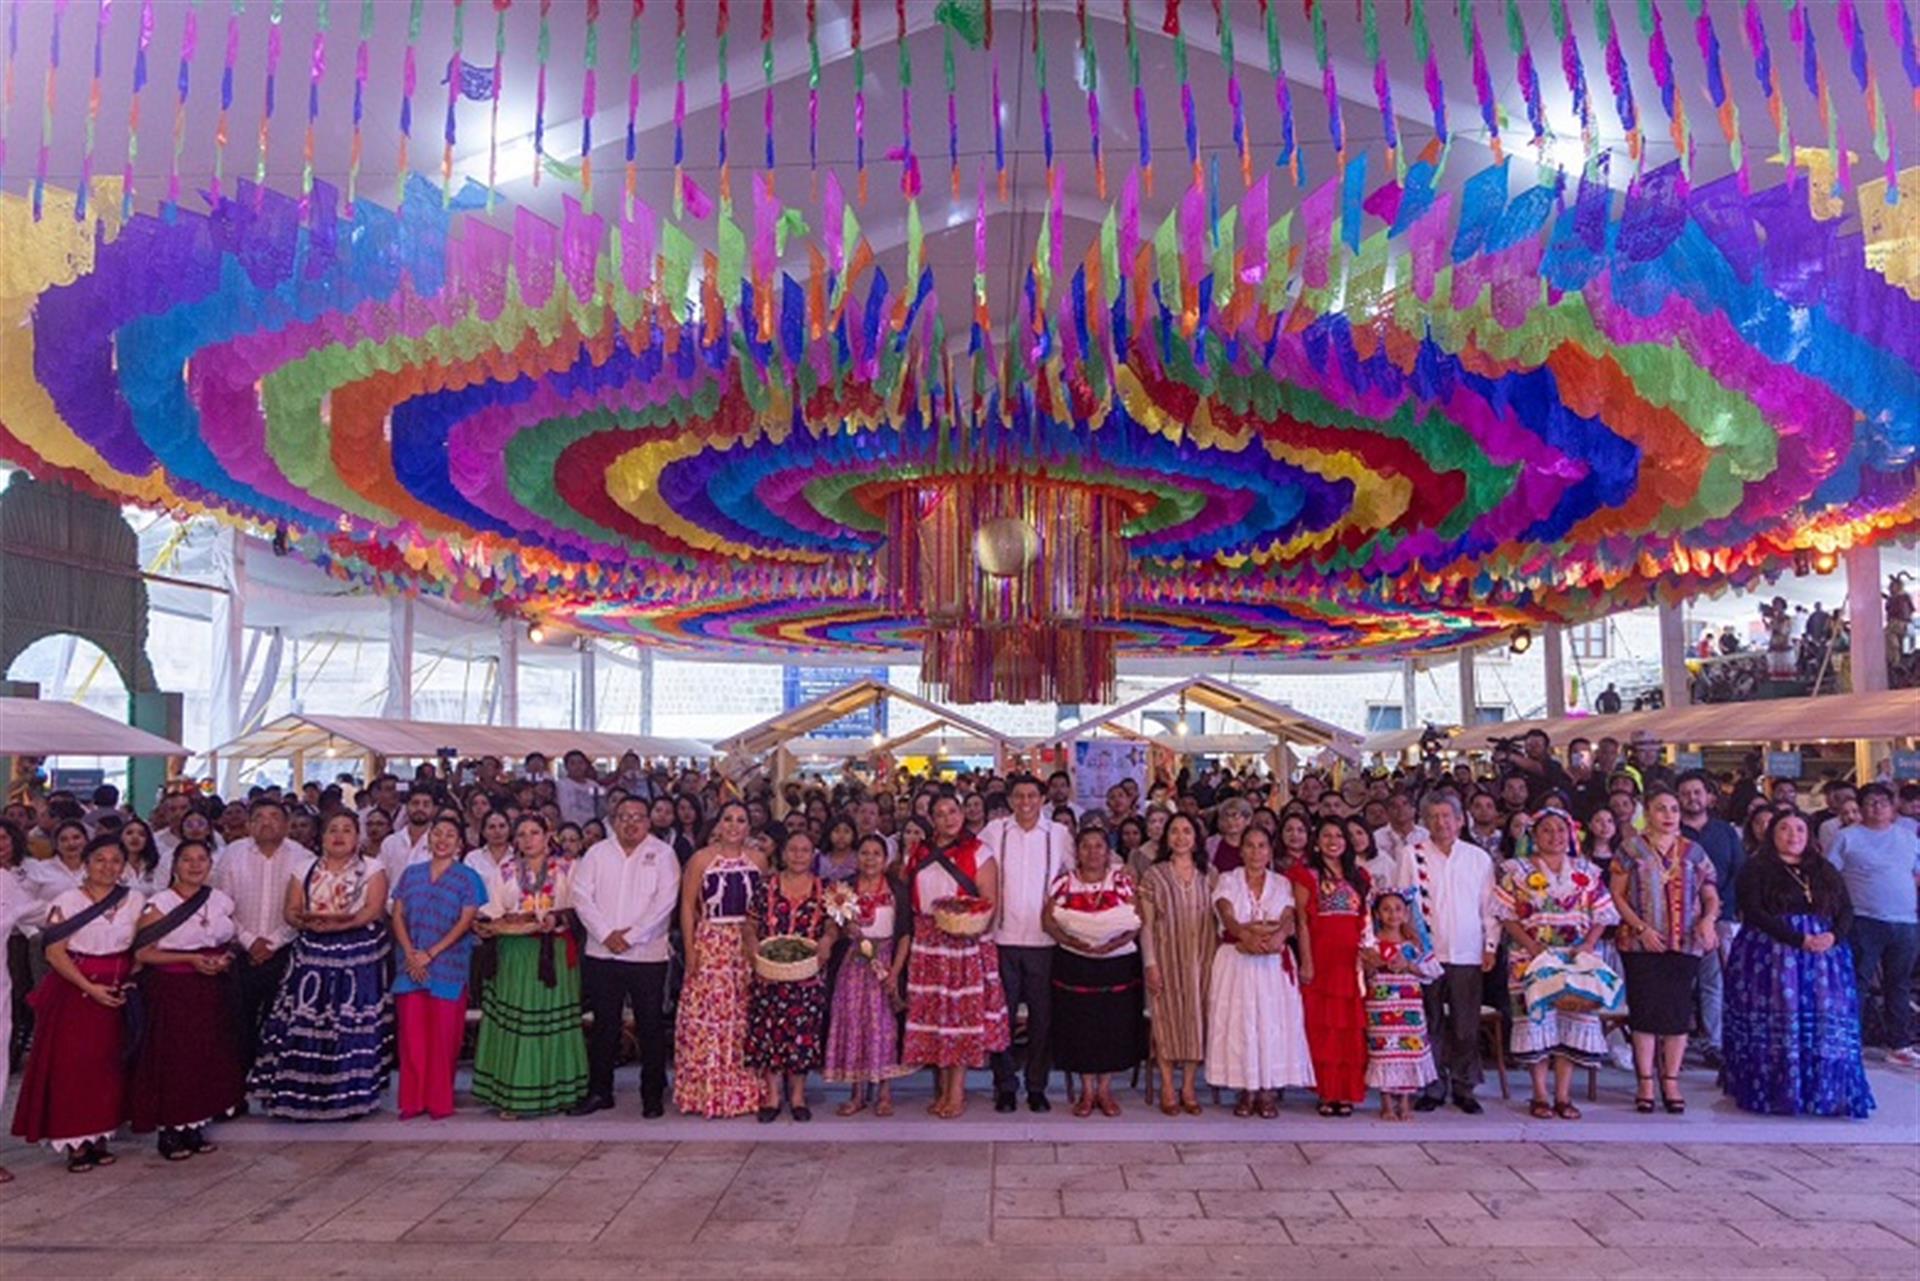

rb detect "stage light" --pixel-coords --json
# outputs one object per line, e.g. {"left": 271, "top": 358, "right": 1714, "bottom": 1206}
{"left": 1509, "top": 628, "right": 1534, "bottom": 655}
{"left": 528, "top": 623, "right": 547, "bottom": 644}
{"left": 1812, "top": 550, "right": 1838, "bottom": 574}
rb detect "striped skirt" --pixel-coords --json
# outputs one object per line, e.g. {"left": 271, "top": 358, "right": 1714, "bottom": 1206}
{"left": 472, "top": 934, "right": 589, "bottom": 1116}
{"left": 249, "top": 923, "right": 394, "bottom": 1121}
{"left": 902, "top": 917, "right": 1010, "bottom": 1070}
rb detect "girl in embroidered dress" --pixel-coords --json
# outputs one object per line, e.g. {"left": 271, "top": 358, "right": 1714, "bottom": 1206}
{"left": 673, "top": 801, "right": 767, "bottom": 1118}
{"left": 1493, "top": 808, "right": 1619, "bottom": 1120}
{"left": 824, "top": 835, "right": 912, "bottom": 1116}
{"left": 249, "top": 811, "right": 393, "bottom": 1121}
{"left": 1362, "top": 890, "right": 1441, "bottom": 1121}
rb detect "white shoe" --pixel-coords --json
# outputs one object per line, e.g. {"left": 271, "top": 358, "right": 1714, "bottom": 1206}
{"left": 1886, "top": 1047, "right": 1920, "bottom": 1069}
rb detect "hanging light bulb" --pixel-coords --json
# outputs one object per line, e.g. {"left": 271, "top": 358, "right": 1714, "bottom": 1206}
{"left": 528, "top": 623, "right": 548, "bottom": 645}
{"left": 1508, "top": 628, "right": 1534, "bottom": 655}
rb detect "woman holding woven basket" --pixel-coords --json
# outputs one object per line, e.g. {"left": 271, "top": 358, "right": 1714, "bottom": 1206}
{"left": 741, "top": 829, "right": 839, "bottom": 1123}
{"left": 903, "top": 794, "right": 1010, "bottom": 1120}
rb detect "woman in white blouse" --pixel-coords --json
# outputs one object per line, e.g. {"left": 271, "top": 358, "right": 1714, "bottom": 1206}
{"left": 9, "top": 837, "right": 143, "bottom": 1172}
{"left": 131, "top": 839, "right": 247, "bottom": 1159}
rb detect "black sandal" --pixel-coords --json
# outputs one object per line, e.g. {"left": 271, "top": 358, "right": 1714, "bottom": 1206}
{"left": 1634, "top": 1072, "right": 1656, "bottom": 1114}
{"left": 66, "top": 1145, "right": 98, "bottom": 1174}
{"left": 187, "top": 1129, "right": 219, "bottom": 1156}
{"left": 1660, "top": 1075, "right": 1686, "bottom": 1114}
{"left": 159, "top": 1131, "right": 193, "bottom": 1162}
{"left": 1528, "top": 1098, "right": 1555, "bottom": 1119}
{"left": 1334, "top": 1103, "right": 1353, "bottom": 1117}
{"left": 91, "top": 1145, "right": 116, "bottom": 1167}
{"left": 1317, "top": 1102, "right": 1338, "bottom": 1118}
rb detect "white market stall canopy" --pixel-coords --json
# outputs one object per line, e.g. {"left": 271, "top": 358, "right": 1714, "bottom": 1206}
{"left": 0, "top": 698, "right": 188, "bottom": 757}
{"left": 787, "top": 733, "right": 1005, "bottom": 761}
{"left": 213, "top": 713, "right": 713, "bottom": 763}
{"left": 1043, "top": 677, "right": 1363, "bottom": 756}
{"left": 1448, "top": 688, "right": 1920, "bottom": 753}
{"left": 1361, "top": 727, "right": 1449, "bottom": 757}
{"left": 714, "top": 680, "right": 1021, "bottom": 762}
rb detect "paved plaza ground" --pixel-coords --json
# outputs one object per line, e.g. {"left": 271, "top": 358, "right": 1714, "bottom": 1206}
{"left": 3, "top": 1061, "right": 1915, "bottom": 1279}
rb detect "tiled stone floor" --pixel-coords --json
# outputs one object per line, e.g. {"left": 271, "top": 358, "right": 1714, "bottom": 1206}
{"left": 3, "top": 1065, "right": 1916, "bottom": 1278}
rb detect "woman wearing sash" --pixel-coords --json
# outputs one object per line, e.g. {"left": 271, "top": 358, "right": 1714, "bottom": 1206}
{"left": 389, "top": 814, "right": 486, "bottom": 1121}
{"left": 472, "top": 815, "right": 590, "bottom": 1118}
{"left": 249, "top": 811, "right": 394, "bottom": 1120}
{"left": 902, "top": 794, "right": 1009, "bottom": 1120}
{"left": 10, "top": 837, "right": 142, "bottom": 1172}
{"left": 130, "top": 838, "right": 246, "bottom": 1158}
{"left": 674, "top": 801, "right": 767, "bottom": 1118}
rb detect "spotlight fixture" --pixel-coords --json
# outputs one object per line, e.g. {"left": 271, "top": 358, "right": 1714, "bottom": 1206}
{"left": 527, "top": 623, "right": 547, "bottom": 644}
{"left": 1508, "top": 628, "right": 1534, "bottom": 655}
{"left": 1812, "top": 550, "right": 1838, "bottom": 575}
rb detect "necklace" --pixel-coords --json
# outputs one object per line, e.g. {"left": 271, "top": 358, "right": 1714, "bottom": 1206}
{"left": 1779, "top": 858, "right": 1815, "bottom": 906}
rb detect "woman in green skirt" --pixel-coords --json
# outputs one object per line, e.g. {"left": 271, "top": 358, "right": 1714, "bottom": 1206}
{"left": 472, "top": 815, "right": 590, "bottom": 1118}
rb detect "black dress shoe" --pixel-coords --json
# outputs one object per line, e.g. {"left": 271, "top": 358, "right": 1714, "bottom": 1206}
{"left": 640, "top": 1100, "right": 665, "bottom": 1119}
{"left": 790, "top": 1106, "right": 813, "bottom": 1123}
{"left": 1027, "top": 1092, "right": 1051, "bottom": 1114}
{"left": 566, "top": 1095, "right": 613, "bottom": 1117}
{"left": 1454, "top": 1095, "right": 1484, "bottom": 1115}
{"left": 993, "top": 1091, "right": 1018, "bottom": 1114}
{"left": 756, "top": 1106, "right": 781, "bottom": 1124}
{"left": 1412, "top": 1096, "right": 1443, "bottom": 1113}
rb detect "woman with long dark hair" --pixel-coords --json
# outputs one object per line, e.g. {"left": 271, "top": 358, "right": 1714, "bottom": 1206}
{"left": 130, "top": 839, "right": 245, "bottom": 1158}
{"left": 1721, "top": 810, "right": 1874, "bottom": 1117}
{"left": 1139, "top": 813, "right": 1214, "bottom": 1115}
{"left": 472, "top": 814, "right": 588, "bottom": 1118}
{"left": 673, "top": 801, "right": 767, "bottom": 1117}
{"left": 117, "top": 819, "right": 163, "bottom": 896}
{"left": 249, "top": 811, "right": 394, "bottom": 1120}
{"left": 1289, "top": 819, "right": 1370, "bottom": 1116}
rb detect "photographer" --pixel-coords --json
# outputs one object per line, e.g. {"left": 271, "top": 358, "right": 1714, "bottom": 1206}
{"left": 1497, "top": 731, "right": 1571, "bottom": 808}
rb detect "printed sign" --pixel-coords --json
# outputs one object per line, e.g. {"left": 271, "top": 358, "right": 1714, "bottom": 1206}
{"left": 1891, "top": 750, "right": 1920, "bottom": 781}
{"left": 1072, "top": 739, "right": 1148, "bottom": 816}
{"left": 1764, "top": 750, "right": 1803, "bottom": 780}
{"left": 782, "top": 666, "right": 890, "bottom": 739}
{"left": 1671, "top": 750, "right": 1704, "bottom": 772}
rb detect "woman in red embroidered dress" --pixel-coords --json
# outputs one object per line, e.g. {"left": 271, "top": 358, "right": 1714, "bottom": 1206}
{"left": 901, "top": 795, "right": 1009, "bottom": 1119}
{"left": 1288, "top": 819, "right": 1372, "bottom": 1116}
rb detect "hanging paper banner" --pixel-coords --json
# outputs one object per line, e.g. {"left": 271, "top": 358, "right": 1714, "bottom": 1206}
{"left": 256, "top": 0, "right": 285, "bottom": 208}
{"left": 302, "top": 0, "right": 329, "bottom": 211}
{"left": 76, "top": 0, "right": 108, "bottom": 223}
{"left": 396, "top": 0, "right": 423, "bottom": 201}
{"left": 120, "top": 0, "right": 154, "bottom": 217}
{"left": 580, "top": 0, "right": 600, "bottom": 205}
{"left": 1125, "top": 0, "right": 1151, "bottom": 190}
{"left": 35, "top": 0, "right": 70, "bottom": 221}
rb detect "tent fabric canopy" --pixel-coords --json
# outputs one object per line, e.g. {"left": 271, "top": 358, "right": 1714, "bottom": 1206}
{"left": 213, "top": 713, "right": 712, "bottom": 763}
{"left": 715, "top": 681, "right": 1020, "bottom": 762}
{"left": 1045, "top": 677, "right": 1362, "bottom": 754}
{"left": 1361, "top": 727, "right": 1447, "bottom": 757}
{"left": 1448, "top": 689, "right": 1920, "bottom": 753}
{"left": 0, "top": 698, "right": 188, "bottom": 757}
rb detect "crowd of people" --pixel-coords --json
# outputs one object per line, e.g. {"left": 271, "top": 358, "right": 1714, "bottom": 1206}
{"left": 1, "top": 732, "right": 1915, "bottom": 1178}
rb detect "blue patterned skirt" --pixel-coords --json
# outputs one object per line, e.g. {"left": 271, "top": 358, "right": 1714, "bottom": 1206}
{"left": 1721, "top": 915, "right": 1875, "bottom": 1119}
{"left": 249, "top": 923, "right": 395, "bottom": 1120}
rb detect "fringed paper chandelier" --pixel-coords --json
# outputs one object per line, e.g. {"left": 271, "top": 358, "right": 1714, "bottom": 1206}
{"left": 883, "top": 476, "right": 1135, "bottom": 705}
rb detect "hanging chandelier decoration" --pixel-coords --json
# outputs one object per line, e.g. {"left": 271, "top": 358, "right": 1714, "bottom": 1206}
{"left": 882, "top": 475, "right": 1138, "bottom": 705}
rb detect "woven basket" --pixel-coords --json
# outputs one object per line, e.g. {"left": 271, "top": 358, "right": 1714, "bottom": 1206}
{"left": 753, "top": 937, "right": 822, "bottom": 983}
{"left": 933, "top": 905, "right": 993, "bottom": 938}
